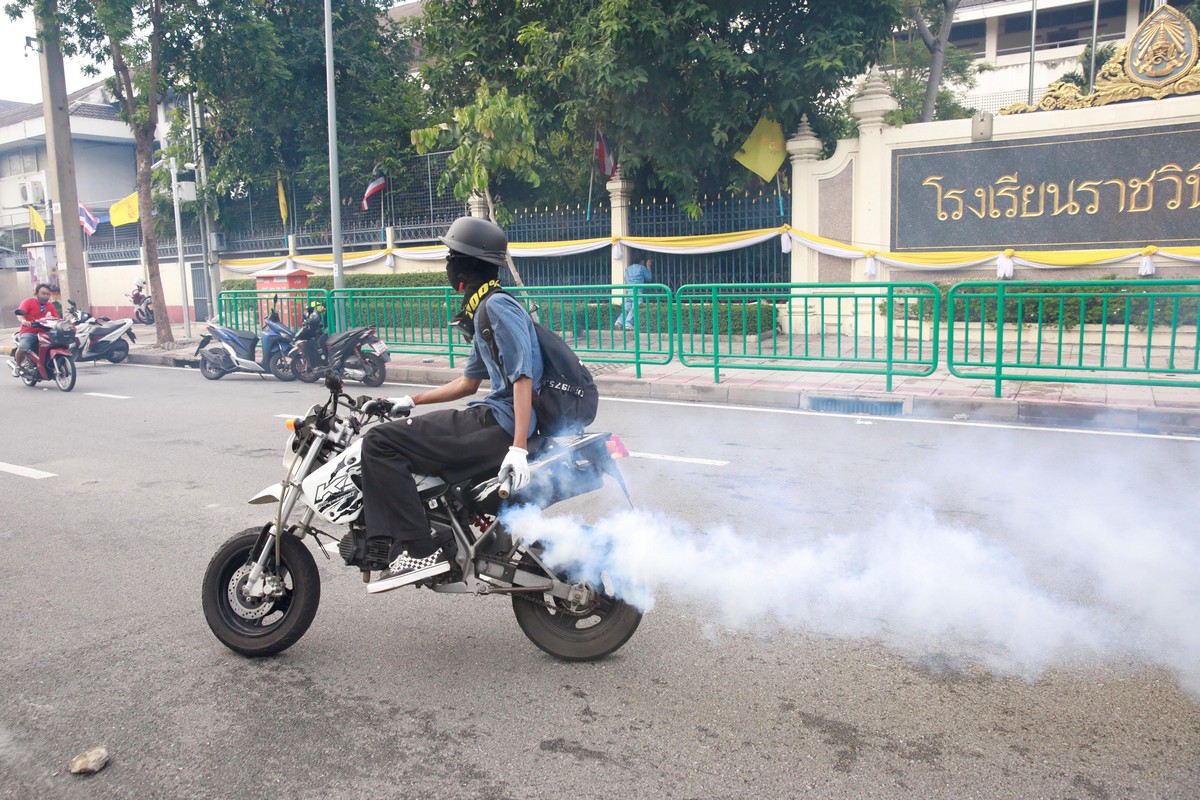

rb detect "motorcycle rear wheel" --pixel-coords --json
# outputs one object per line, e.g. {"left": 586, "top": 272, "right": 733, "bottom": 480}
{"left": 107, "top": 339, "right": 129, "bottom": 363}
{"left": 202, "top": 527, "right": 320, "bottom": 657}
{"left": 52, "top": 354, "right": 76, "bottom": 392}
{"left": 18, "top": 366, "right": 37, "bottom": 387}
{"left": 360, "top": 352, "right": 386, "bottom": 387}
{"left": 290, "top": 352, "right": 320, "bottom": 383}
{"left": 199, "top": 348, "right": 227, "bottom": 380}
{"left": 268, "top": 352, "right": 295, "bottom": 381}
{"left": 512, "top": 585, "right": 642, "bottom": 662}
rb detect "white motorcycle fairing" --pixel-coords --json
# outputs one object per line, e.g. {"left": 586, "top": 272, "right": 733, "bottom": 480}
{"left": 301, "top": 439, "right": 365, "bottom": 524}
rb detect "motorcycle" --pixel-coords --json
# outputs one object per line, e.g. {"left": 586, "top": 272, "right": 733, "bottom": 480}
{"left": 127, "top": 288, "right": 155, "bottom": 325}
{"left": 66, "top": 300, "right": 137, "bottom": 364}
{"left": 201, "top": 373, "right": 642, "bottom": 661}
{"left": 194, "top": 308, "right": 296, "bottom": 381}
{"left": 288, "top": 308, "right": 389, "bottom": 387}
{"left": 7, "top": 311, "right": 77, "bottom": 392}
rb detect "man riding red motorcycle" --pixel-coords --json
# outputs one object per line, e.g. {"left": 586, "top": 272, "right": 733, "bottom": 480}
{"left": 11, "top": 283, "right": 59, "bottom": 375}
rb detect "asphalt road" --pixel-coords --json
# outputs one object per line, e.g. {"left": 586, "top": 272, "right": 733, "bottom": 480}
{"left": 1, "top": 362, "right": 1198, "bottom": 799}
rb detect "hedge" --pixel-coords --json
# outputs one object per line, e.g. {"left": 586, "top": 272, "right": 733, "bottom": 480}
{"left": 221, "top": 272, "right": 448, "bottom": 292}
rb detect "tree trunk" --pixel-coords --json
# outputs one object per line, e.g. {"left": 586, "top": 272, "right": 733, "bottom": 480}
{"left": 134, "top": 133, "right": 172, "bottom": 345}
{"left": 484, "top": 186, "right": 526, "bottom": 288}
{"left": 922, "top": 41, "right": 946, "bottom": 122}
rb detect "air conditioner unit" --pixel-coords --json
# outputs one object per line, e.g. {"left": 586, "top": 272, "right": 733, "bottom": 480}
{"left": 208, "top": 231, "right": 227, "bottom": 251}
{"left": 18, "top": 180, "right": 45, "bottom": 205}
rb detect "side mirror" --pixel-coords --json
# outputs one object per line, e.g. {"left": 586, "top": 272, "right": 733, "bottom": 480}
{"left": 68, "top": 299, "right": 78, "bottom": 308}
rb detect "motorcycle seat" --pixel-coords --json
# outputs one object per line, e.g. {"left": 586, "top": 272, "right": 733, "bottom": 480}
{"left": 438, "top": 433, "right": 547, "bottom": 486}
{"left": 92, "top": 322, "right": 125, "bottom": 337}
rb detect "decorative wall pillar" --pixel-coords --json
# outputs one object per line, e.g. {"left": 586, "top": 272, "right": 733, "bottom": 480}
{"left": 468, "top": 194, "right": 488, "bottom": 219}
{"left": 606, "top": 166, "right": 633, "bottom": 284}
{"left": 786, "top": 115, "right": 822, "bottom": 285}
{"left": 849, "top": 67, "right": 899, "bottom": 282}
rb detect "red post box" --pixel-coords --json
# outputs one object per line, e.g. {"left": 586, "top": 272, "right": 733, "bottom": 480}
{"left": 252, "top": 266, "right": 312, "bottom": 326}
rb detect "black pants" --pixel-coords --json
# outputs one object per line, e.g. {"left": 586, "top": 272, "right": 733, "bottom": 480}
{"left": 360, "top": 405, "right": 511, "bottom": 556}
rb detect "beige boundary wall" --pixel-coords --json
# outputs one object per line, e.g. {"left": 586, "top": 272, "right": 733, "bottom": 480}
{"left": 788, "top": 71, "right": 1200, "bottom": 286}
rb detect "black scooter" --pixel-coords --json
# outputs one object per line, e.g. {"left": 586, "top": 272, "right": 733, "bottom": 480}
{"left": 287, "top": 308, "right": 389, "bottom": 387}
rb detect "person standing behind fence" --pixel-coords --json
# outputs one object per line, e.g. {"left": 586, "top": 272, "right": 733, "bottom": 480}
{"left": 617, "top": 254, "right": 653, "bottom": 330}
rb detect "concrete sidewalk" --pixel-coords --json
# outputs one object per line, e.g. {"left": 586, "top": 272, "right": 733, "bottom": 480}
{"left": 7, "top": 321, "right": 1200, "bottom": 434}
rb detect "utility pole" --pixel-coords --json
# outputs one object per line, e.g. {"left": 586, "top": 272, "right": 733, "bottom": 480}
{"left": 35, "top": 0, "right": 89, "bottom": 309}
{"left": 324, "top": 0, "right": 344, "bottom": 290}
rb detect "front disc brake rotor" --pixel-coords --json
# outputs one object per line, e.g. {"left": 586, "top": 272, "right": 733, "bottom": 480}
{"left": 227, "top": 564, "right": 276, "bottom": 620}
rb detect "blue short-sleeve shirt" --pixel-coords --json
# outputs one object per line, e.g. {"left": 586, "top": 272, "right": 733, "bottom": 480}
{"left": 463, "top": 292, "right": 543, "bottom": 437}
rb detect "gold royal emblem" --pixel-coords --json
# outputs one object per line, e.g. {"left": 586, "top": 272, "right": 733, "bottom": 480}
{"left": 1127, "top": 5, "right": 1198, "bottom": 87}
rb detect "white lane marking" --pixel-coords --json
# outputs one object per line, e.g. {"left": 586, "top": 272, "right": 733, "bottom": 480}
{"left": 0, "top": 462, "right": 56, "bottom": 479}
{"left": 85, "top": 392, "right": 132, "bottom": 399}
{"left": 602, "top": 397, "right": 1200, "bottom": 443}
{"left": 627, "top": 451, "right": 728, "bottom": 466}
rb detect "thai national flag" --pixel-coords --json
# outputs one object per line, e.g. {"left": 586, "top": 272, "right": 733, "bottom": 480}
{"left": 594, "top": 130, "right": 615, "bottom": 176}
{"left": 79, "top": 201, "right": 100, "bottom": 235}
{"left": 360, "top": 167, "right": 386, "bottom": 211}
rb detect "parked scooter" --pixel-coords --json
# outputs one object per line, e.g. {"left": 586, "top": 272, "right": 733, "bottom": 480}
{"left": 195, "top": 307, "right": 296, "bottom": 381}
{"left": 7, "top": 312, "right": 77, "bottom": 391}
{"left": 288, "top": 304, "right": 389, "bottom": 387}
{"left": 127, "top": 281, "right": 155, "bottom": 325}
{"left": 66, "top": 300, "right": 137, "bottom": 364}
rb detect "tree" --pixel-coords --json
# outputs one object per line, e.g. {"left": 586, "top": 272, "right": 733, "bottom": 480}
{"left": 416, "top": 0, "right": 906, "bottom": 204}
{"left": 169, "top": 0, "right": 424, "bottom": 229}
{"left": 1056, "top": 42, "right": 1119, "bottom": 92}
{"left": 412, "top": 81, "right": 540, "bottom": 285}
{"left": 907, "top": 0, "right": 963, "bottom": 123}
{"left": 5, "top": 0, "right": 180, "bottom": 342}
{"left": 881, "top": 34, "right": 982, "bottom": 124}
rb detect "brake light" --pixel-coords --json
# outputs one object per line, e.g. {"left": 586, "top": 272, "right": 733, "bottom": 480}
{"left": 606, "top": 435, "right": 630, "bottom": 458}
{"left": 365, "top": 326, "right": 376, "bottom": 336}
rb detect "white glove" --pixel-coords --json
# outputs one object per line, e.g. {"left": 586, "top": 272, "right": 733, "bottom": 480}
{"left": 387, "top": 396, "right": 415, "bottom": 416}
{"left": 498, "top": 446, "right": 530, "bottom": 493}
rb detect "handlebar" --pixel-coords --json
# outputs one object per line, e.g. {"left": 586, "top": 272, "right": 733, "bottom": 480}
{"left": 498, "top": 466, "right": 514, "bottom": 499}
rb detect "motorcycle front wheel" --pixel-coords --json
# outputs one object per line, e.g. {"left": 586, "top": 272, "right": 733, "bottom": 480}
{"left": 290, "top": 352, "right": 321, "bottom": 383}
{"left": 52, "top": 354, "right": 76, "bottom": 392}
{"left": 268, "top": 351, "right": 295, "bottom": 382}
{"left": 359, "top": 352, "right": 386, "bottom": 387}
{"left": 512, "top": 583, "right": 642, "bottom": 662}
{"left": 199, "top": 348, "right": 227, "bottom": 380}
{"left": 202, "top": 528, "right": 320, "bottom": 657}
{"left": 107, "top": 339, "right": 129, "bottom": 363}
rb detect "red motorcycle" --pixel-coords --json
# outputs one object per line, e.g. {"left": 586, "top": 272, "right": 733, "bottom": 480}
{"left": 9, "top": 311, "right": 78, "bottom": 392}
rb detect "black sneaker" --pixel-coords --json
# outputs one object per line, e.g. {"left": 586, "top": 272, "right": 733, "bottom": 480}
{"left": 367, "top": 548, "right": 450, "bottom": 594}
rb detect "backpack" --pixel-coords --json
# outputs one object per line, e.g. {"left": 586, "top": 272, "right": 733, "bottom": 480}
{"left": 474, "top": 290, "right": 599, "bottom": 436}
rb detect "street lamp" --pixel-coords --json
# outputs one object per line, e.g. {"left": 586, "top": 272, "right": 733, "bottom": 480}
{"left": 153, "top": 157, "right": 195, "bottom": 338}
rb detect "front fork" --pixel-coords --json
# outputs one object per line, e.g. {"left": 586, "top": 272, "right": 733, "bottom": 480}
{"left": 243, "top": 431, "right": 328, "bottom": 597}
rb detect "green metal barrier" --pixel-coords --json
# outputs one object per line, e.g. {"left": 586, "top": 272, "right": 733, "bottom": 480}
{"left": 675, "top": 283, "right": 941, "bottom": 388}
{"left": 330, "top": 287, "right": 465, "bottom": 365}
{"left": 947, "top": 280, "right": 1200, "bottom": 397}
{"left": 506, "top": 284, "right": 673, "bottom": 379}
{"left": 216, "top": 289, "right": 332, "bottom": 333}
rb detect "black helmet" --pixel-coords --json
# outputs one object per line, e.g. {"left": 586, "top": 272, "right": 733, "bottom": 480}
{"left": 439, "top": 216, "right": 508, "bottom": 268}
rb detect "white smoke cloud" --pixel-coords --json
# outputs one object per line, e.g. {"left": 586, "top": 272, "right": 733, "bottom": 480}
{"left": 502, "top": 498, "right": 1200, "bottom": 695}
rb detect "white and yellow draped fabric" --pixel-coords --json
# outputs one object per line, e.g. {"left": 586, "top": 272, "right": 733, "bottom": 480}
{"left": 219, "top": 228, "right": 1200, "bottom": 278}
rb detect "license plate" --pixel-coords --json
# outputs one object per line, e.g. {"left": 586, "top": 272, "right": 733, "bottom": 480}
{"left": 370, "top": 341, "right": 388, "bottom": 355}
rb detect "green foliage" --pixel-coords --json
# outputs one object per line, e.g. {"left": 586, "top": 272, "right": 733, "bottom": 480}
{"left": 880, "top": 38, "right": 981, "bottom": 124}
{"left": 416, "top": 0, "right": 905, "bottom": 205}
{"left": 1056, "top": 43, "right": 1119, "bottom": 89}
{"left": 222, "top": 271, "right": 448, "bottom": 292}
{"left": 879, "top": 279, "right": 1200, "bottom": 329}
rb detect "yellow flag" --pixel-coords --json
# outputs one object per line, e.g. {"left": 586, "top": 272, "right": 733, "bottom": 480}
{"left": 109, "top": 191, "right": 140, "bottom": 227}
{"left": 277, "top": 172, "right": 288, "bottom": 226}
{"left": 28, "top": 205, "right": 46, "bottom": 239}
{"left": 734, "top": 116, "right": 786, "bottom": 181}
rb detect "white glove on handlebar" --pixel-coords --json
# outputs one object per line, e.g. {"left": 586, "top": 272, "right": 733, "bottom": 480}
{"left": 499, "top": 446, "right": 530, "bottom": 492}
{"left": 387, "top": 396, "right": 415, "bottom": 417}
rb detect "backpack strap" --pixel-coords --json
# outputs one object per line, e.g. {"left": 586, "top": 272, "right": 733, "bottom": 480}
{"left": 473, "top": 288, "right": 512, "bottom": 389}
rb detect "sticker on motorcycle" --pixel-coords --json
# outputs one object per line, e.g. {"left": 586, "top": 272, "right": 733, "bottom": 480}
{"left": 301, "top": 440, "right": 365, "bottom": 524}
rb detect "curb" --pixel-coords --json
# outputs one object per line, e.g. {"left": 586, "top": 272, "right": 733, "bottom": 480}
{"left": 28, "top": 347, "right": 1200, "bottom": 437}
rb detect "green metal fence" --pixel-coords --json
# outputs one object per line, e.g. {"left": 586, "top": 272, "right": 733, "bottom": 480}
{"left": 675, "top": 283, "right": 941, "bottom": 388}
{"left": 330, "top": 286, "right": 466, "bottom": 365}
{"left": 216, "top": 289, "right": 332, "bottom": 333}
{"left": 947, "top": 280, "right": 1200, "bottom": 396}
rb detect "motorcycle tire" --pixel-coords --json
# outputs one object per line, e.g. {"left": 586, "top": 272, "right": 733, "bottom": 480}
{"left": 52, "top": 354, "right": 77, "bottom": 392}
{"left": 144, "top": 310, "right": 155, "bottom": 325}
{"left": 202, "top": 527, "right": 320, "bottom": 658}
{"left": 268, "top": 351, "right": 296, "bottom": 382}
{"left": 107, "top": 339, "right": 130, "bottom": 363}
{"left": 512, "top": 580, "right": 642, "bottom": 663}
{"left": 359, "top": 352, "right": 386, "bottom": 387}
{"left": 18, "top": 365, "right": 37, "bottom": 387}
{"left": 199, "top": 348, "right": 227, "bottom": 380}
{"left": 290, "top": 352, "right": 320, "bottom": 383}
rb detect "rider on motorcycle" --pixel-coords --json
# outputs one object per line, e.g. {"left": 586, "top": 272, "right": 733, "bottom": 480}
{"left": 359, "top": 216, "right": 543, "bottom": 594}
{"left": 131, "top": 278, "right": 148, "bottom": 305}
{"left": 10, "top": 283, "right": 59, "bottom": 375}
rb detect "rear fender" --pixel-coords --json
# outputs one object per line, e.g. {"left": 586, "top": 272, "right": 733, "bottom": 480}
{"left": 194, "top": 334, "right": 212, "bottom": 355}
